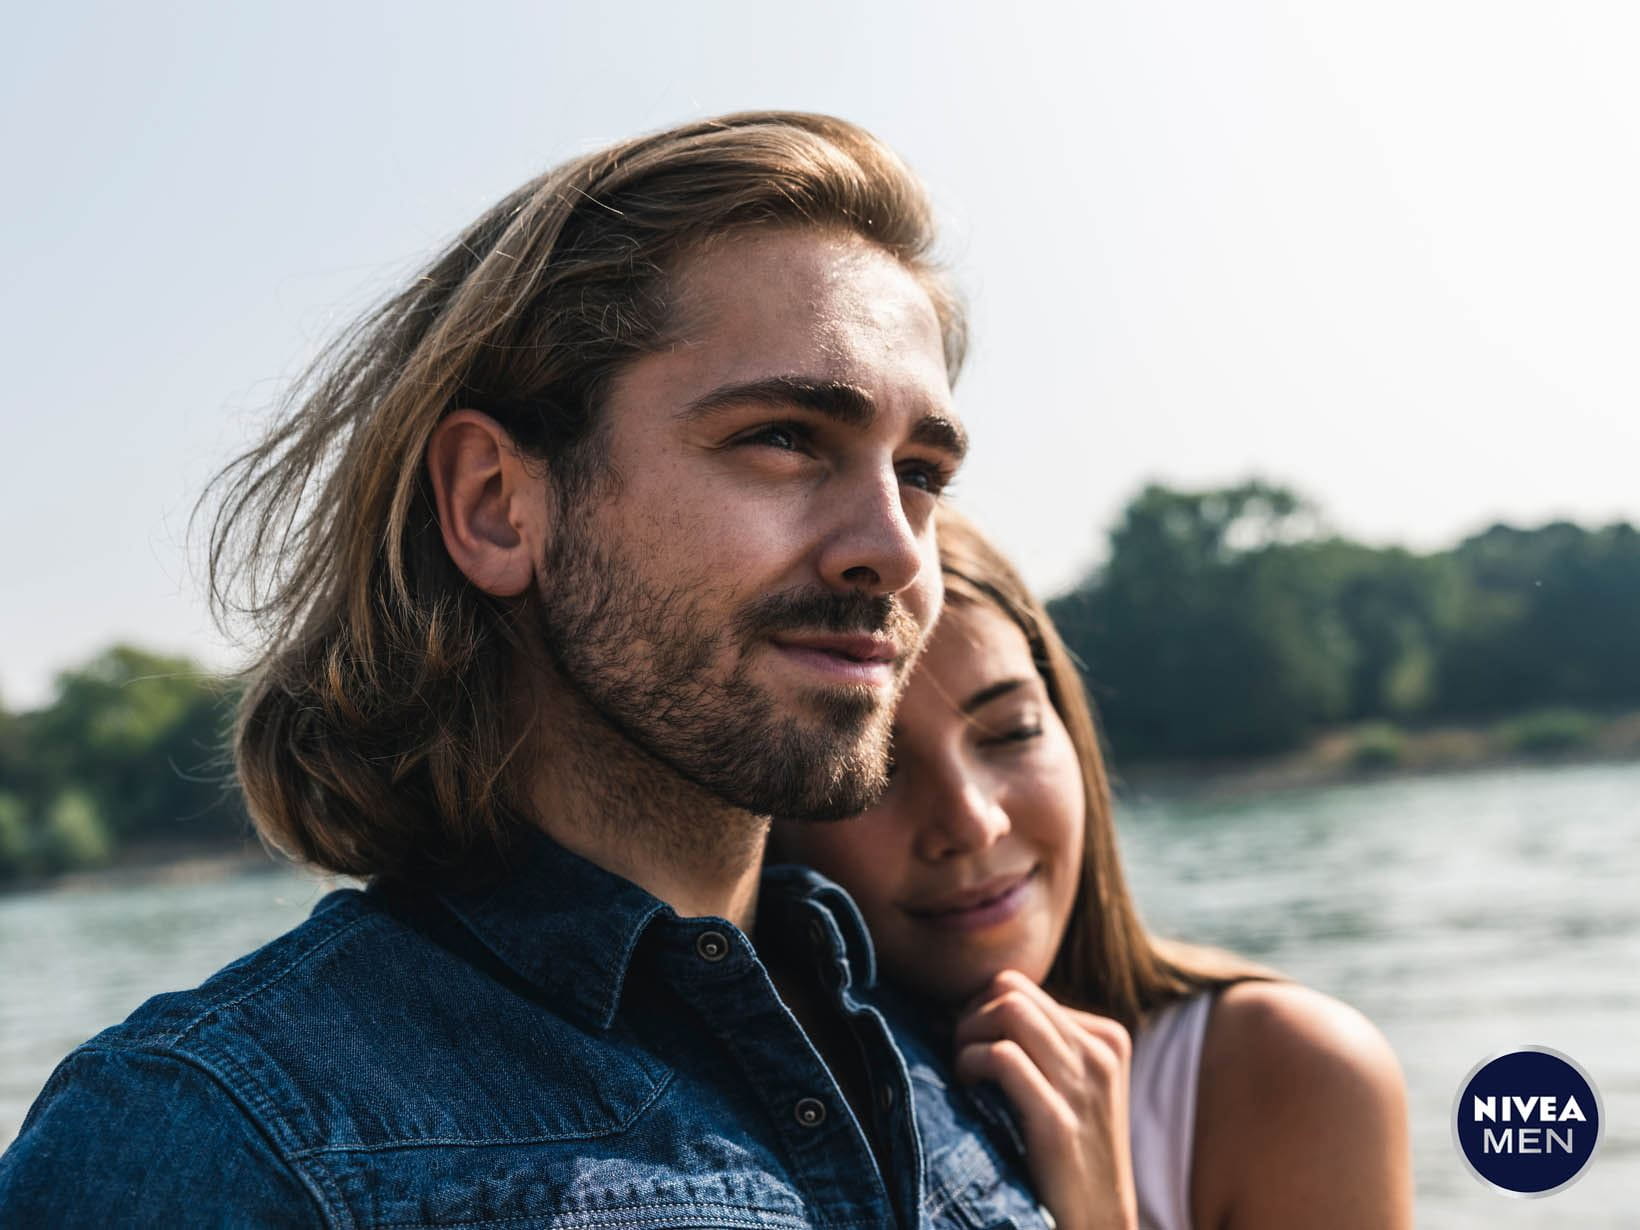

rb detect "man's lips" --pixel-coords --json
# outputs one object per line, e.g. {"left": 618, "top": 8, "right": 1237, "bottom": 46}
{"left": 767, "top": 633, "right": 900, "bottom": 663}
{"left": 766, "top": 633, "right": 902, "bottom": 685}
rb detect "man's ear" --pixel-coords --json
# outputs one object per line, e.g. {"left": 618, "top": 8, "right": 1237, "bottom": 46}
{"left": 425, "top": 410, "right": 551, "bottom": 597}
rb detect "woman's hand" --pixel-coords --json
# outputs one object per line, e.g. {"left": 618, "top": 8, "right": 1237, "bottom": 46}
{"left": 953, "top": 969, "right": 1138, "bottom": 1230}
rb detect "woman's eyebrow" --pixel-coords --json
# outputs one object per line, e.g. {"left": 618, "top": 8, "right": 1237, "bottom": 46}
{"left": 960, "top": 677, "right": 1030, "bottom": 715}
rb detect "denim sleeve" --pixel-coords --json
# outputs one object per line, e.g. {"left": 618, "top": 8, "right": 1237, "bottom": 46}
{"left": 0, "top": 1046, "right": 326, "bottom": 1228}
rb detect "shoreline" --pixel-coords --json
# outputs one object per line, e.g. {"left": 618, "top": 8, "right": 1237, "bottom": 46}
{"left": 0, "top": 837, "right": 285, "bottom": 898}
{"left": 1114, "top": 717, "right": 1640, "bottom": 803}
{"left": 6, "top": 717, "right": 1638, "bottom": 895}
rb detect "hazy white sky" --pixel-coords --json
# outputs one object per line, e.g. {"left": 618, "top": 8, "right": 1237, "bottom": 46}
{"left": 5, "top": 0, "right": 1639, "bottom": 709}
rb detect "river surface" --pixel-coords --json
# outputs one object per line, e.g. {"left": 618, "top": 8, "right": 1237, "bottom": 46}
{"left": 2, "top": 761, "right": 1636, "bottom": 1226}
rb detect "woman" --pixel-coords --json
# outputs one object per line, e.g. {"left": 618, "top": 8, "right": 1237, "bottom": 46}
{"left": 774, "top": 508, "right": 1413, "bottom": 1230}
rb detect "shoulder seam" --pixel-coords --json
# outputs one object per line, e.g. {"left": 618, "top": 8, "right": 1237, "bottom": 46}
{"left": 162, "top": 908, "right": 384, "bottom": 1048}
{"left": 65, "top": 1044, "right": 352, "bottom": 1229}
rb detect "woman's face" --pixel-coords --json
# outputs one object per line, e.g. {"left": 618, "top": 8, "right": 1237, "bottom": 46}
{"left": 773, "top": 600, "right": 1086, "bottom": 1005}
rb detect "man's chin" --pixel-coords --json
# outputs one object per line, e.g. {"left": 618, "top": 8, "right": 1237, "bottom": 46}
{"left": 780, "top": 797, "right": 883, "bottom": 824}
{"left": 712, "top": 707, "right": 893, "bottom": 821}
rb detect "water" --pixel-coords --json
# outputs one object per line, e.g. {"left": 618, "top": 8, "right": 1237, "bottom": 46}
{"left": 1118, "top": 761, "right": 1640, "bottom": 1227}
{"left": 2, "top": 762, "right": 1636, "bottom": 1225}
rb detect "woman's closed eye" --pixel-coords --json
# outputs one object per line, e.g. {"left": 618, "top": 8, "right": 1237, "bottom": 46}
{"left": 969, "top": 702, "right": 1048, "bottom": 748}
{"left": 988, "top": 724, "right": 1044, "bottom": 745}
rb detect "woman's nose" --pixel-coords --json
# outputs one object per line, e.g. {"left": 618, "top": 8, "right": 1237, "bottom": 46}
{"left": 914, "top": 774, "right": 1010, "bottom": 861}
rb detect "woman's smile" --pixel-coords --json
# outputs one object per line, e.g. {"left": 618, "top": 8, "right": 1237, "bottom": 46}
{"left": 901, "top": 865, "right": 1041, "bottom": 932}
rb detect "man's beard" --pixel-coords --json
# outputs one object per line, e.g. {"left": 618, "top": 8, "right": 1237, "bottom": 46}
{"left": 533, "top": 513, "right": 921, "bottom": 821}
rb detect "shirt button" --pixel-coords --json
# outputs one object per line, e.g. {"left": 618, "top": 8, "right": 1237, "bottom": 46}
{"left": 695, "top": 930, "right": 730, "bottom": 962}
{"left": 879, "top": 1082, "right": 895, "bottom": 1111}
{"left": 793, "top": 1096, "right": 827, "bottom": 1128}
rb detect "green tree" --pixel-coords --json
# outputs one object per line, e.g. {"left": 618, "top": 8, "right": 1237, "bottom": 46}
{"left": 1436, "top": 522, "right": 1640, "bottom": 715}
{"left": 1052, "top": 482, "right": 1355, "bottom": 757}
{"left": 25, "top": 645, "right": 242, "bottom": 843}
{"left": 1324, "top": 544, "right": 1457, "bottom": 719}
{"left": 0, "top": 791, "right": 31, "bottom": 879}
{"left": 41, "top": 789, "right": 113, "bottom": 870}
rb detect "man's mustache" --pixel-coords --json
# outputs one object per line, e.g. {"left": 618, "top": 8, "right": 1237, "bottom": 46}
{"left": 733, "top": 588, "right": 921, "bottom": 661}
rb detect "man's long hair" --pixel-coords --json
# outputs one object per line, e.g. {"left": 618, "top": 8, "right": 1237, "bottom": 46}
{"left": 202, "top": 112, "right": 966, "bottom": 886}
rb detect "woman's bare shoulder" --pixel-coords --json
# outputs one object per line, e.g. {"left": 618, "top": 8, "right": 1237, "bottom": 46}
{"left": 1189, "top": 981, "right": 1413, "bottom": 1230}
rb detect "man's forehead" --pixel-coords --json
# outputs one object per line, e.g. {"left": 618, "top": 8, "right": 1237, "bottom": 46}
{"left": 632, "top": 228, "right": 959, "bottom": 433}
{"left": 663, "top": 230, "right": 946, "bottom": 362}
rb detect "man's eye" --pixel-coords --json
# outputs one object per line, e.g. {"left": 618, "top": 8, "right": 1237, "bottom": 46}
{"left": 899, "top": 461, "right": 953, "bottom": 496}
{"left": 740, "top": 423, "right": 809, "bottom": 452}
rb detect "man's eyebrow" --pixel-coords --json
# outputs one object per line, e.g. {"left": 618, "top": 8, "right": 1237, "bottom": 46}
{"left": 679, "top": 375, "right": 969, "bottom": 462}
{"left": 679, "top": 376, "right": 875, "bottom": 427}
{"left": 911, "top": 413, "right": 968, "bottom": 465}
{"left": 960, "top": 677, "right": 1030, "bottom": 715}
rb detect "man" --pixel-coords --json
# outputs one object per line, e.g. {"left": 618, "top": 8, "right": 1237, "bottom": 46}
{"left": 0, "top": 113, "right": 1050, "bottom": 1228}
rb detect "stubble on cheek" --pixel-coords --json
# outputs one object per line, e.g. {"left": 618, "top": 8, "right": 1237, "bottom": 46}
{"left": 532, "top": 512, "right": 916, "bottom": 821}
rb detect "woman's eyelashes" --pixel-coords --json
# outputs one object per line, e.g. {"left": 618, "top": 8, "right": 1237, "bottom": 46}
{"left": 972, "top": 707, "right": 1046, "bottom": 748}
{"left": 988, "top": 724, "right": 1044, "bottom": 745}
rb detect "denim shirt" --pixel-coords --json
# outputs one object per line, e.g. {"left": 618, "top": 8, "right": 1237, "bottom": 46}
{"left": 0, "top": 831, "right": 1050, "bottom": 1229}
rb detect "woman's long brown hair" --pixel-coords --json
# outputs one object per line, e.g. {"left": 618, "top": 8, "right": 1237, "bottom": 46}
{"left": 937, "top": 506, "right": 1275, "bottom": 1030}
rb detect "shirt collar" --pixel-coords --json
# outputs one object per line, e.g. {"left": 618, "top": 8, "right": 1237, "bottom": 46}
{"left": 758, "top": 861, "right": 879, "bottom": 992}
{"left": 437, "top": 828, "right": 669, "bottom": 1032}
{"left": 435, "top": 832, "right": 881, "bottom": 1031}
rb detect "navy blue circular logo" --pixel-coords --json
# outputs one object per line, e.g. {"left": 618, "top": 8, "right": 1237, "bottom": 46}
{"left": 1453, "top": 1047, "right": 1602, "bottom": 1197}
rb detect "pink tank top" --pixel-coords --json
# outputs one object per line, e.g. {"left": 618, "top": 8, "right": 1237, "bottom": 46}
{"left": 1128, "top": 992, "right": 1213, "bottom": 1230}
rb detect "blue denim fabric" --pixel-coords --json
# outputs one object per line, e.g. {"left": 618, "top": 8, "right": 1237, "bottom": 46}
{"left": 1, "top": 831, "right": 1049, "bottom": 1229}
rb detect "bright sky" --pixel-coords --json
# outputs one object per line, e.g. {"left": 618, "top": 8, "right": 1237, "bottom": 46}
{"left": 5, "top": 1, "right": 1639, "bottom": 710}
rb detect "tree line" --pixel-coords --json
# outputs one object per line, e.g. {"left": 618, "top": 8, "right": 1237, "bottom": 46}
{"left": 0, "top": 647, "right": 241, "bottom": 879}
{"left": 1047, "top": 481, "right": 1640, "bottom": 759}
{"left": 3, "top": 480, "right": 1638, "bottom": 880}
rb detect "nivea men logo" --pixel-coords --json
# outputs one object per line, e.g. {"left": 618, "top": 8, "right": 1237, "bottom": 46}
{"left": 1473, "top": 1093, "right": 1586, "bottom": 1153}
{"left": 1454, "top": 1047, "right": 1602, "bottom": 1197}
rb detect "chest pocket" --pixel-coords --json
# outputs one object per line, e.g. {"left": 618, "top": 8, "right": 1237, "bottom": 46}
{"left": 285, "top": 1030, "right": 716, "bottom": 1228}
{"left": 927, "top": 1133, "right": 1050, "bottom": 1230}
{"left": 911, "top": 1060, "right": 1051, "bottom": 1230}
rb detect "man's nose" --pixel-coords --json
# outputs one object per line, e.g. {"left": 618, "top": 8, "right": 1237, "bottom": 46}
{"left": 816, "top": 467, "right": 923, "bottom": 595}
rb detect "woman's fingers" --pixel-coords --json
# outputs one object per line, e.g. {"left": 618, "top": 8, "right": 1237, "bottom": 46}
{"left": 954, "top": 1036, "right": 1080, "bottom": 1149}
{"left": 957, "top": 1003, "right": 1134, "bottom": 1230}
{"left": 1065, "top": 1005, "right": 1134, "bottom": 1064}
{"left": 955, "top": 978, "right": 1081, "bottom": 1088}
{"left": 953, "top": 985, "right": 1140, "bottom": 1230}
{"left": 956, "top": 970, "right": 1132, "bottom": 1108}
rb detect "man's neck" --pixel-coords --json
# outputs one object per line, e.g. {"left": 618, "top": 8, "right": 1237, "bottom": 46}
{"left": 525, "top": 676, "right": 768, "bottom": 931}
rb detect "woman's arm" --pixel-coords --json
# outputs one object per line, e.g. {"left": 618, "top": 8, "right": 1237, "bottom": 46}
{"left": 1191, "top": 981, "right": 1413, "bottom": 1230}
{"left": 953, "top": 969, "right": 1138, "bottom": 1230}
